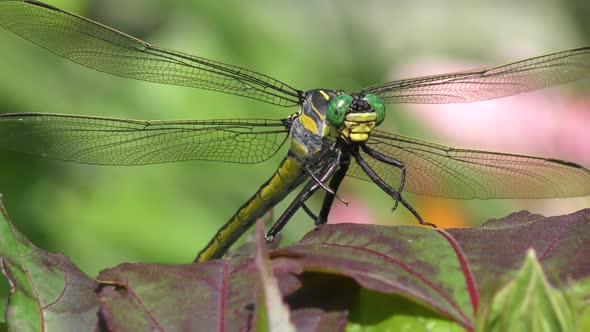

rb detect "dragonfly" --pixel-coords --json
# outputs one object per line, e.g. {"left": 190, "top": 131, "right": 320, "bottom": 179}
{"left": 1, "top": 0, "right": 589, "bottom": 262}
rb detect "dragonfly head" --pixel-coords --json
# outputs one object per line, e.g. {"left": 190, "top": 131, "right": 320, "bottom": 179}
{"left": 326, "top": 93, "right": 385, "bottom": 142}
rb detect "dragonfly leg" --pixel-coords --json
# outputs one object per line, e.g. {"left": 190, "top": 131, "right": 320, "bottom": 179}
{"left": 353, "top": 146, "right": 437, "bottom": 228}
{"left": 399, "top": 196, "right": 437, "bottom": 229}
{"left": 265, "top": 154, "right": 342, "bottom": 243}
{"left": 316, "top": 153, "right": 351, "bottom": 226}
{"left": 304, "top": 165, "right": 349, "bottom": 205}
{"left": 301, "top": 202, "right": 319, "bottom": 220}
{"left": 360, "top": 144, "right": 406, "bottom": 211}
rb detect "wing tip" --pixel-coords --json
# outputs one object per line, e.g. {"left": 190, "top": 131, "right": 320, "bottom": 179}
{"left": 546, "top": 158, "right": 589, "bottom": 171}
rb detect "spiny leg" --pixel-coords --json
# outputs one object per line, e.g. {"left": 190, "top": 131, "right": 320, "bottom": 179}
{"left": 299, "top": 153, "right": 348, "bottom": 221}
{"left": 398, "top": 195, "right": 437, "bottom": 229}
{"left": 287, "top": 146, "right": 348, "bottom": 228}
{"left": 304, "top": 164, "right": 348, "bottom": 205}
{"left": 316, "top": 152, "right": 351, "bottom": 226}
{"left": 265, "top": 180, "right": 320, "bottom": 244}
{"left": 265, "top": 153, "right": 342, "bottom": 242}
{"left": 352, "top": 146, "right": 437, "bottom": 228}
{"left": 360, "top": 144, "right": 406, "bottom": 211}
{"left": 301, "top": 202, "right": 319, "bottom": 220}
{"left": 260, "top": 209, "right": 283, "bottom": 251}
{"left": 299, "top": 154, "right": 350, "bottom": 226}
{"left": 265, "top": 162, "right": 339, "bottom": 242}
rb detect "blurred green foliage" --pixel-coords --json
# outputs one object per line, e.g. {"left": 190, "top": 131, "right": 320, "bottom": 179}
{"left": 0, "top": 0, "right": 588, "bottom": 290}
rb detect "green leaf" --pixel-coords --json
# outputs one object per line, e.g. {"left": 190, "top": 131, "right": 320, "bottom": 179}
{"left": 347, "top": 289, "right": 466, "bottom": 331}
{"left": 477, "top": 250, "right": 574, "bottom": 332}
{"left": 0, "top": 296, "right": 5, "bottom": 323}
{"left": 559, "top": 276, "right": 590, "bottom": 332}
{"left": 0, "top": 200, "right": 99, "bottom": 331}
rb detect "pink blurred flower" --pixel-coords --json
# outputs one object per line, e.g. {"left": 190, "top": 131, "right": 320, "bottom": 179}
{"left": 328, "top": 193, "right": 374, "bottom": 225}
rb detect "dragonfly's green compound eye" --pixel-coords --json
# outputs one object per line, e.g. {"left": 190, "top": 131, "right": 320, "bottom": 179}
{"left": 327, "top": 94, "right": 353, "bottom": 127}
{"left": 364, "top": 94, "right": 385, "bottom": 125}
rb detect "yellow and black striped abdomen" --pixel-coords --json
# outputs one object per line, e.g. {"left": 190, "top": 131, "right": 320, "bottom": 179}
{"left": 195, "top": 156, "right": 306, "bottom": 262}
{"left": 196, "top": 90, "right": 341, "bottom": 261}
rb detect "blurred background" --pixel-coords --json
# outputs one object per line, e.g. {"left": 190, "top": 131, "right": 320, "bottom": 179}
{"left": 0, "top": 0, "right": 588, "bottom": 293}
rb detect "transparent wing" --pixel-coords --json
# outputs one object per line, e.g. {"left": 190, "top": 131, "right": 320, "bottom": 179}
{"left": 348, "top": 130, "right": 590, "bottom": 199}
{"left": 0, "top": 0, "right": 301, "bottom": 106}
{"left": 357, "top": 47, "right": 590, "bottom": 104}
{"left": 0, "top": 113, "right": 289, "bottom": 165}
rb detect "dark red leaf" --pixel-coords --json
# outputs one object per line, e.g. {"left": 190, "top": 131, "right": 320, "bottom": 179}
{"left": 97, "top": 259, "right": 259, "bottom": 331}
{"left": 447, "top": 209, "right": 590, "bottom": 289}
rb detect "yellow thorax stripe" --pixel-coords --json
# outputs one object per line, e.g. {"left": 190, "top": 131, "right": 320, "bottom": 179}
{"left": 319, "top": 90, "right": 331, "bottom": 100}
{"left": 299, "top": 112, "right": 318, "bottom": 135}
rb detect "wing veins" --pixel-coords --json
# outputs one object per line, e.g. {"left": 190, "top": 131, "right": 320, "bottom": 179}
{"left": 356, "top": 46, "right": 590, "bottom": 104}
{"left": 0, "top": 1, "right": 302, "bottom": 106}
{"left": 360, "top": 131, "right": 590, "bottom": 198}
